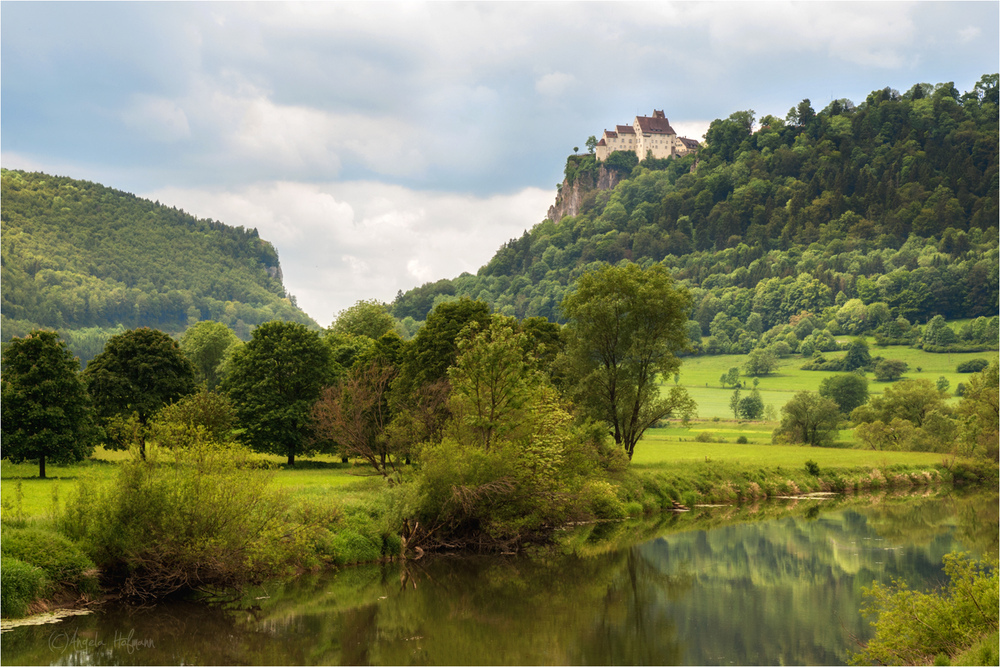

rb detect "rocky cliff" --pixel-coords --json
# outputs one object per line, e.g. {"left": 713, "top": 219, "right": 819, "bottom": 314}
{"left": 547, "top": 165, "right": 625, "bottom": 223}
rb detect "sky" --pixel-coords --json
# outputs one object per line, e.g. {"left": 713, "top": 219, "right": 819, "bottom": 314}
{"left": 3, "top": 2, "right": 998, "bottom": 327}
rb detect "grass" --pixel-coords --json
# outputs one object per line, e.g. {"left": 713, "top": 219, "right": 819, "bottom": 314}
{"left": 631, "top": 429, "right": 943, "bottom": 469}
{"left": 673, "top": 344, "right": 999, "bottom": 419}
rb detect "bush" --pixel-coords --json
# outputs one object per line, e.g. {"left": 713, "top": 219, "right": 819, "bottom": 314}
{"left": 0, "top": 527, "right": 96, "bottom": 592}
{"left": 851, "top": 552, "right": 999, "bottom": 666}
{"left": 736, "top": 435, "right": 749, "bottom": 444}
{"left": 59, "top": 442, "right": 315, "bottom": 600}
{"left": 0, "top": 557, "right": 48, "bottom": 617}
{"left": 957, "top": 358, "right": 990, "bottom": 373}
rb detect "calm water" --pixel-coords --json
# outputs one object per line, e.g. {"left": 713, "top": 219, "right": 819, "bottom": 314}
{"left": 2, "top": 491, "right": 996, "bottom": 666}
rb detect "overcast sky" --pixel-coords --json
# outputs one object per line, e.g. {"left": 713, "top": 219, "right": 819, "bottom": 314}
{"left": 3, "top": 2, "right": 997, "bottom": 326}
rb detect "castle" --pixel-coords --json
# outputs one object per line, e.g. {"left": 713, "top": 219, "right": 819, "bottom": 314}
{"left": 594, "top": 110, "right": 700, "bottom": 162}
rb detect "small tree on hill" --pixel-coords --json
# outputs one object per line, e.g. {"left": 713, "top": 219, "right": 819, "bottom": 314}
{"left": 1, "top": 331, "right": 100, "bottom": 478}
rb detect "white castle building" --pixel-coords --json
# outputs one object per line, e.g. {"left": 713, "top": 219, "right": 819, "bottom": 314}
{"left": 595, "top": 110, "right": 700, "bottom": 162}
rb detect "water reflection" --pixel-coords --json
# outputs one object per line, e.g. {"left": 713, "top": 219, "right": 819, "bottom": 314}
{"left": 2, "top": 491, "right": 995, "bottom": 666}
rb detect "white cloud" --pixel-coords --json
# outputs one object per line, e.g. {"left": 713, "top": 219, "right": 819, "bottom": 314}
{"left": 535, "top": 72, "right": 576, "bottom": 98}
{"left": 142, "top": 181, "right": 554, "bottom": 326}
{"left": 121, "top": 95, "right": 191, "bottom": 142}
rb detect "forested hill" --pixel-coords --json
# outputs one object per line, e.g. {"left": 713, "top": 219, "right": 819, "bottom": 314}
{"left": 1, "top": 170, "right": 317, "bottom": 357}
{"left": 391, "top": 76, "right": 999, "bottom": 333}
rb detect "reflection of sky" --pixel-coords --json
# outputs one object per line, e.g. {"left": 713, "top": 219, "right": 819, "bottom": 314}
{"left": 3, "top": 3, "right": 998, "bottom": 324}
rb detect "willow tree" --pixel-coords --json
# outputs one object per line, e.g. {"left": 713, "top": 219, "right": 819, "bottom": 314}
{"left": 560, "top": 263, "right": 694, "bottom": 460}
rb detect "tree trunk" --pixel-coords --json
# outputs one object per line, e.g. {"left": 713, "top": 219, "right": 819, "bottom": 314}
{"left": 39, "top": 455, "right": 46, "bottom": 479}
{"left": 287, "top": 451, "right": 295, "bottom": 466}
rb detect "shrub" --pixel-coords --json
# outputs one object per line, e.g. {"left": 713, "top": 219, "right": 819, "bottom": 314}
{"left": 736, "top": 435, "right": 749, "bottom": 444}
{"left": 0, "top": 527, "right": 95, "bottom": 591}
{"left": 59, "top": 441, "right": 313, "bottom": 600}
{"left": 851, "top": 553, "right": 999, "bottom": 666}
{"left": 0, "top": 557, "right": 48, "bottom": 617}
{"left": 805, "top": 460, "right": 820, "bottom": 476}
{"left": 957, "top": 358, "right": 990, "bottom": 373}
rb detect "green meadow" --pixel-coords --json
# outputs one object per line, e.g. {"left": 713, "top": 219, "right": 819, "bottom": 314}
{"left": 673, "top": 343, "right": 999, "bottom": 420}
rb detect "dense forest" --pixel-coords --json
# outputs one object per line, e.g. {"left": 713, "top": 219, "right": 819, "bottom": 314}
{"left": 391, "top": 76, "right": 999, "bottom": 347}
{"left": 1, "top": 170, "right": 317, "bottom": 360}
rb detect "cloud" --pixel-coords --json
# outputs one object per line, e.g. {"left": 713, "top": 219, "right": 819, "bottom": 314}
{"left": 142, "top": 181, "right": 554, "bottom": 326}
{"left": 121, "top": 95, "right": 191, "bottom": 142}
{"left": 535, "top": 72, "right": 576, "bottom": 98}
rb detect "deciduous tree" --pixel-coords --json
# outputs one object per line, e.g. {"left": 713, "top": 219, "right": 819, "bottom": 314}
{"left": 179, "top": 320, "right": 240, "bottom": 389}
{"left": 83, "top": 327, "right": 196, "bottom": 458}
{"left": 1, "top": 330, "right": 100, "bottom": 478}
{"left": 774, "top": 391, "right": 841, "bottom": 446}
{"left": 223, "top": 321, "right": 334, "bottom": 465}
{"left": 560, "top": 263, "right": 694, "bottom": 460}
{"left": 819, "top": 373, "right": 870, "bottom": 414}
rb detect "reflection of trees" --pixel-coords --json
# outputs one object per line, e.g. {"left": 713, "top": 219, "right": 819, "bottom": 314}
{"left": 4, "top": 493, "right": 994, "bottom": 665}
{"left": 569, "top": 547, "right": 690, "bottom": 665}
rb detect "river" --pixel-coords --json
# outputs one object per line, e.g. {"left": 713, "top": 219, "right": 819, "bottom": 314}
{"left": 2, "top": 490, "right": 996, "bottom": 665}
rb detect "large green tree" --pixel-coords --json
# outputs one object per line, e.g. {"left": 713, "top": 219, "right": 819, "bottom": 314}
{"left": 179, "top": 320, "right": 240, "bottom": 389}
{"left": 329, "top": 299, "right": 397, "bottom": 340}
{"left": 223, "top": 321, "right": 334, "bottom": 465}
{"left": 1, "top": 330, "right": 100, "bottom": 477}
{"left": 819, "top": 373, "right": 870, "bottom": 414}
{"left": 774, "top": 391, "right": 841, "bottom": 446}
{"left": 560, "top": 263, "right": 694, "bottom": 460}
{"left": 83, "top": 327, "right": 196, "bottom": 458}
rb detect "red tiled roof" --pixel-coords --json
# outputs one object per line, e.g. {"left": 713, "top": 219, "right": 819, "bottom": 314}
{"left": 616, "top": 124, "right": 636, "bottom": 135}
{"left": 636, "top": 114, "right": 675, "bottom": 135}
{"left": 597, "top": 138, "right": 607, "bottom": 146}
{"left": 679, "top": 137, "right": 700, "bottom": 149}
{"left": 603, "top": 130, "right": 618, "bottom": 139}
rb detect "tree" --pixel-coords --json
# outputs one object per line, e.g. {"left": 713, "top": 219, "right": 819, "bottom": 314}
{"left": 560, "top": 263, "right": 694, "bottom": 460}
{"left": 955, "top": 361, "right": 999, "bottom": 460}
{"left": 312, "top": 360, "right": 398, "bottom": 478}
{"left": 1, "top": 330, "right": 100, "bottom": 478}
{"left": 397, "top": 298, "right": 492, "bottom": 390}
{"left": 853, "top": 378, "right": 948, "bottom": 428}
{"left": 729, "top": 387, "right": 742, "bottom": 419}
{"left": 774, "top": 391, "right": 841, "bottom": 446}
{"left": 223, "top": 321, "right": 334, "bottom": 465}
{"left": 179, "top": 320, "right": 240, "bottom": 389}
{"left": 152, "top": 385, "right": 237, "bottom": 447}
{"left": 873, "top": 359, "right": 908, "bottom": 382}
{"left": 329, "top": 299, "right": 396, "bottom": 340}
{"left": 843, "top": 338, "right": 872, "bottom": 371}
{"left": 737, "top": 390, "right": 764, "bottom": 420}
{"left": 743, "top": 348, "right": 778, "bottom": 377}
{"left": 720, "top": 367, "right": 740, "bottom": 388}
{"left": 83, "top": 327, "right": 196, "bottom": 459}
{"left": 585, "top": 135, "right": 598, "bottom": 154}
{"left": 819, "top": 373, "right": 870, "bottom": 414}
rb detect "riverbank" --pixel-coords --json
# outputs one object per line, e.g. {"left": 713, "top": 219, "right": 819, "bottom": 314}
{"left": 2, "top": 444, "right": 995, "bottom": 622}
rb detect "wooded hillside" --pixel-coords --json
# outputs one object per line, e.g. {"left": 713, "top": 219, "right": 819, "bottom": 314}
{"left": 1, "top": 170, "right": 316, "bottom": 360}
{"left": 391, "top": 76, "right": 999, "bottom": 331}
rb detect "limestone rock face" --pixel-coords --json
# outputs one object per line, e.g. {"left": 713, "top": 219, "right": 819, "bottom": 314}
{"left": 546, "top": 165, "right": 624, "bottom": 223}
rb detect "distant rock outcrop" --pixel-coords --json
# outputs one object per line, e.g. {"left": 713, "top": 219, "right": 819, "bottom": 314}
{"left": 547, "top": 165, "right": 624, "bottom": 223}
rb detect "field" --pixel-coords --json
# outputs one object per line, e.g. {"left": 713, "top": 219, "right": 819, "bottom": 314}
{"left": 673, "top": 342, "right": 998, "bottom": 420}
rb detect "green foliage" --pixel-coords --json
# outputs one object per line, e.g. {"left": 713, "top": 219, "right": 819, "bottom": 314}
{"left": 955, "top": 361, "right": 999, "bottom": 460}
{"left": 0, "top": 557, "right": 47, "bottom": 617}
{"left": 59, "top": 440, "right": 312, "bottom": 600}
{"left": 0, "top": 527, "right": 96, "bottom": 592}
{"left": 804, "top": 460, "right": 820, "bottom": 476}
{"left": 179, "top": 320, "right": 240, "bottom": 388}
{"left": 957, "top": 358, "right": 990, "bottom": 373}
{"left": 873, "top": 358, "right": 909, "bottom": 381}
{"left": 329, "top": 299, "right": 396, "bottom": 340}
{"left": 1, "top": 330, "right": 99, "bottom": 477}
{"left": 737, "top": 389, "right": 765, "bottom": 420}
{"left": 397, "top": 298, "right": 492, "bottom": 391}
{"left": 83, "top": 327, "right": 196, "bottom": 456}
{"left": 0, "top": 170, "right": 316, "bottom": 345}
{"left": 773, "top": 391, "right": 841, "bottom": 447}
{"left": 152, "top": 385, "right": 238, "bottom": 447}
{"left": 851, "top": 553, "right": 999, "bottom": 666}
{"left": 560, "top": 263, "right": 694, "bottom": 460}
{"left": 223, "top": 321, "right": 336, "bottom": 465}
{"left": 743, "top": 348, "right": 778, "bottom": 376}
{"left": 818, "top": 373, "right": 869, "bottom": 414}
